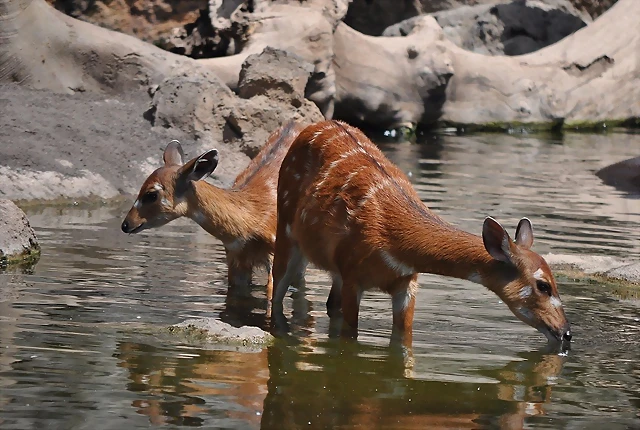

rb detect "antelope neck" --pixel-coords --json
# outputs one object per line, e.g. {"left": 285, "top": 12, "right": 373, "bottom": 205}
{"left": 185, "top": 181, "right": 257, "bottom": 241}
{"left": 386, "top": 210, "right": 503, "bottom": 288}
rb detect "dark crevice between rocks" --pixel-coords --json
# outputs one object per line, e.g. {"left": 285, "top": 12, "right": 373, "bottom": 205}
{"left": 562, "top": 55, "right": 615, "bottom": 78}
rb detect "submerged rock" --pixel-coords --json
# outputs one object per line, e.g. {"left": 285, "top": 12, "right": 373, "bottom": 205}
{"left": 0, "top": 200, "right": 40, "bottom": 268}
{"left": 168, "top": 318, "right": 274, "bottom": 350}
{"left": 595, "top": 155, "right": 640, "bottom": 195}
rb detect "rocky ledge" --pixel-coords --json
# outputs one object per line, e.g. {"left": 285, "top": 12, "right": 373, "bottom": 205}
{"left": 546, "top": 254, "right": 640, "bottom": 289}
{"left": 3, "top": 0, "right": 635, "bottom": 132}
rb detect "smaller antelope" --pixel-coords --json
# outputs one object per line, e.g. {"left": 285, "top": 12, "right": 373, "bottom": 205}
{"left": 121, "top": 120, "right": 307, "bottom": 294}
{"left": 272, "top": 120, "right": 571, "bottom": 345}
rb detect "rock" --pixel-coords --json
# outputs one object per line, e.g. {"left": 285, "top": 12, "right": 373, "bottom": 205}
{"left": 2, "top": 1, "right": 334, "bottom": 118}
{"left": 333, "top": 17, "right": 454, "bottom": 130}
{"left": 569, "top": 0, "right": 618, "bottom": 18}
{"left": 238, "top": 47, "right": 315, "bottom": 101}
{"left": 345, "top": 0, "right": 613, "bottom": 36}
{"left": 46, "top": 0, "right": 208, "bottom": 43}
{"left": 195, "top": 3, "right": 337, "bottom": 117}
{"left": 544, "top": 253, "right": 627, "bottom": 275}
{"left": 168, "top": 318, "right": 274, "bottom": 351}
{"left": 0, "top": 83, "right": 214, "bottom": 201}
{"left": 146, "top": 65, "right": 236, "bottom": 138}
{"left": 0, "top": 200, "right": 40, "bottom": 267}
{"left": 383, "top": 0, "right": 588, "bottom": 56}
{"left": 1, "top": 0, "right": 195, "bottom": 96}
{"left": 595, "top": 156, "right": 640, "bottom": 195}
{"left": 333, "top": 0, "right": 640, "bottom": 130}
{"left": 544, "top": 253, "right": 640, "bottom": 287}
{"left": 159, "top": 3, "right": 247, "bottom": 59}
{"left": 604, "top": 263, "right": 640, "bottom": 285}
{"left": 148, "top": 49, "right": 323, "bottom": 158}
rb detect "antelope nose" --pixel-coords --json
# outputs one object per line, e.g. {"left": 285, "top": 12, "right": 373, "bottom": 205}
{"left": 121, "top": 220, "right": 129, "bottom": 233}
{"left": 563, "top": 330, "right": 572, "bottom": 342}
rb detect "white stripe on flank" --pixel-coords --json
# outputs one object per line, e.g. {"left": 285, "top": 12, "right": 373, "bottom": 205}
{"left": 380, "top": 250, "right": 414, "bottom": 276}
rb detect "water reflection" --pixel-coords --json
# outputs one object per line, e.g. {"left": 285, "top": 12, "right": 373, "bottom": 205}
{"left": 113, "top": 333, "right": 567, "bottom": 430}
{"left": 116, "top": 341, "right": 269, "bottom": 428}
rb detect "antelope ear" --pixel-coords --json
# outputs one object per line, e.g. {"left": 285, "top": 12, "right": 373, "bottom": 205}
{"left": 482, "top": 216, "right": 513, "bottom": 263}
{"left": 515, "top": 217, "right": 534, "bottom": 249}
{"left": 163, "top": 140, "right": 185, "bottom": 166}
{"left": 177, "top": 149, "right": 219, "bottom": 183}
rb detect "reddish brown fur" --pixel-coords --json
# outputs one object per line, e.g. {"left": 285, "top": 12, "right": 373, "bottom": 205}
{"left": 272, "top": 120, "right": 571, "bottom": 346}
{"left": 122, "top": 120, "right": 307, "bottom": 294}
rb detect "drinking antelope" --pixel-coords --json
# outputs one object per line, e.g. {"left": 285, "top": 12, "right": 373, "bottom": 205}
{"left": 271, "top": 120, "right": 571, "bottom": 344}
{"left": 121, "top": 120, "right": 307, "bottom": 294}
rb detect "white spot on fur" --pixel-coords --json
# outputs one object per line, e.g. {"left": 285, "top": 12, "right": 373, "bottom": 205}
{"left": 341, "top": 168, "right": 364, "bottom": 191}
{"left": 340, "top": 148, "right": 362, "bottom": 160}
{"left": 317, "top": 159, "right": 343, "bottom": 189}
{"left": 310, "top": 216, "right": 318, "bottom": 225}
{"left": 380, "top": 250, "right": 414, "bottom": 276}
{"left": 293, "top": 173, "right": 301, "bottom": 180}
{"left": 152, "top": 183, "right": 163, "bottom": 191}
{"left": 467, "top": 272, "right": 482, "bottom": 284}
{"left": 271, "top": 234, "right": 276, "bottom": 243}
{"left": 311, "top": 130, "right": 323, "bottom": 143}
{"left": 161, "top": 198, "right": 171, "bottom": 209}
{"left": 285, "top": 224, "right": 292, "bottom": 237}
{"left": 134, "top": 199, "right": 141, "bottom": 209}
{"left": 282, "top": 190, "right": 289, "bottom": 200}
{"left": 520, "top": 286, "right": 533, "bottom": 299}
{"left": 301, "top": 208, "right": 308, "bottom": 222}
{"left": 550, "top": 296, "right": 562, "bottom": 308}
{"left": 533, "top": 268, "right": 544, "bottom": 280}
{"left": 291, "top": 156, "right": 296, "bottom": 162}
{"left": 359, "top": 179, "right": 387, "bottom": 207}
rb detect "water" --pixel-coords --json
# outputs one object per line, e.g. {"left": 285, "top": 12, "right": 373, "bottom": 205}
{"left": 1, "top": 131, "right": 640, "bottom": 429}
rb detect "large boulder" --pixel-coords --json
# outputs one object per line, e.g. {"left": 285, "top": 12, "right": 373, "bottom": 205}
{"left": 345, "top": 0, "right": 614, "bottom": 36}
{"left": 333, "top": 0, "right": 640, "bottom": 130}
{"left": 0, "top": 200, "right": 40, "bottom": 267}
{"left": 333, "top": 17, "right": 454, "bottom": 130}
{"left": 148, "top": 48, "right": 324, "bottom": 158}
{"left": 383, "top": 0, "right": 588, "bottom": 56}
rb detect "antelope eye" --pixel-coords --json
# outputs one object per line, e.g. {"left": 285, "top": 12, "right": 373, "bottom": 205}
{"left": 142, "top": 190, "right": 159, "bottom": 204}
{"left": 536, "top": 280, "right": 552, "bottom": 296}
